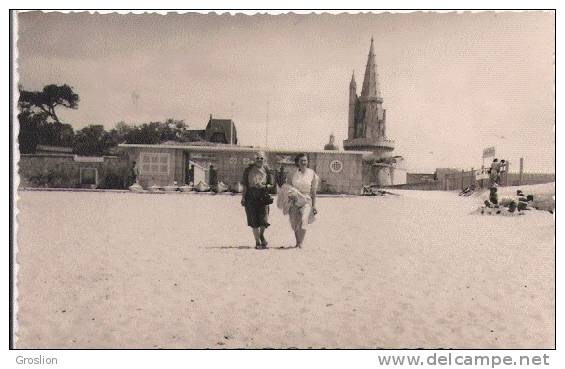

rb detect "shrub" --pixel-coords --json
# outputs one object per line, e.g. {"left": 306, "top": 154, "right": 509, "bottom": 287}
{"left": 27, "top": 167, "right": 78, "bottom": 188}
{"left": 100, "top": 172, "right": 125, "bottom": 189}
{"left": 99, "top": 165, "right": 129, "bottom": 189}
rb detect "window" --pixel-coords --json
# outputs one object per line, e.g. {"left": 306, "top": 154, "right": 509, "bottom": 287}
{"left": 140, "top": 153, "right": 170, "bottom": 175}
{"left": 330, "top": 160, "right": 343, "bottom": 173}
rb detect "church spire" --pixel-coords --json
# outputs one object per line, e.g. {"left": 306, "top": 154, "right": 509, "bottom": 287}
{"left": 360, "top": 37, "right": 382, "bottom": 99}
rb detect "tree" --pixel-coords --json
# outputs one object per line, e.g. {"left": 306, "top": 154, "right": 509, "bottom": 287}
{"left": 17, "top": 110, "right": 75, "bottom": 153}
{"left": 124, "top": 123, "right": 161, "bottom": 144}
{"left": 122, "top": 119, "right": 191, "bottom": 144}
{"left": 17, "top": 110, "right": 48, "bottom": 154}
{"left": 108, "top": 121, "right": 133, "bottom": 146}
{"left": 73, "top": 125, "right": 114, "bottom": 156}
{"left": 17, "top": 84, "right": 79, "bottom": 153}
{"left": 40, "top": 121, "right": 75, "bottom": 147}
{"left": 19, "top": 84, "right": 79, "bottom": 124}
{"left": 164, "top": 118, "right": 192, "bottom": 142}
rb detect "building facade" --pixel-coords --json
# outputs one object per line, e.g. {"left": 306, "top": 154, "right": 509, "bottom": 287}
{"left": 118, "top": 144, "right": 367, "bottom": 194}
{"left": 116, "top": 39, "right": 409, "bottom": 193}
{"left": 19, "top": 153, "right": 128, "bottom": 189}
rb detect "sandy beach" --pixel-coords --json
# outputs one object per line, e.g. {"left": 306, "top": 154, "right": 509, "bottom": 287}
{"left": 15, "top": 187, "right": 555, "bottom": 349}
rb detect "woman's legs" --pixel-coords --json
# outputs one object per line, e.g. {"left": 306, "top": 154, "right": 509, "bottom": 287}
{"left": 252, "top": 228, "right": 261, "bottom": 246}
{"left": 246, "top": 199, "right": 269, "bottom": 248}
{"left": 296, "top": 203, "right": 311, "bottom": 248}
{"left": 259, "top": 226, "right": 268, "bottom": 246}
{"left": 289, "top": 206, "right": 302, "bottom": 247}
{"left": 294, "top": 229, "right": 307, "bottom": 248}
{"left": 291, "top": 205, "right": 310, "bottom": 248}
{"left": 298, "top": 229, "right": 307, "bottom": 246}
{"left": 258, "top": 204, "right": 269, "bottom": 247}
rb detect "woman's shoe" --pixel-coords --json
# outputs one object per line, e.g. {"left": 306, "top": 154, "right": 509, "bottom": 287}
{"left": 260, "top": 235, "right": 268, "bottom": 247}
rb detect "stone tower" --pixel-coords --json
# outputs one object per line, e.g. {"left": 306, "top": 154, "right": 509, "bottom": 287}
{"left": 343, "top": 38, "right": 394, "bottom": 159}
{"left": 348, "top": 71, "right": 357, "bottom": 140}
{"left": 324, "top": 133, "right": 338, "bottom": 150}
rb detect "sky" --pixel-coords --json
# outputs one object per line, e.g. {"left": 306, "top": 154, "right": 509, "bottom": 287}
{"left": 16, "top": 11, "right": 555, "bottom": 172}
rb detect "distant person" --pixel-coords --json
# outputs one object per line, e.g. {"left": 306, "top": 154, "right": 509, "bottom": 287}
{"left": 241, "top": 151, "right": 273, "bottom": 249}
{"left": 489, "top": 158, "right": 500, "bottom": 186}
{"left": 209, "top": 164, "right": 218, "bottom": 188}
{"left": 129, "top": 160, "right": 139, "bottom": 186}
{"left": 489, "top": 185, "right": 498, "bottom": 205}
{"left": 489, "top": 158, "right": 499, "bottom": 172}
{"left": 286, "top": 153, "right": 319, "bottom": 249}
{"left": 186, "top": 164, "right": 195, "bottom": 184}
{"left": 498, "top": 160, "right": 507, "bottom": 184}
{"left": 275, "top": 165, "right": 287, "bottom": 188}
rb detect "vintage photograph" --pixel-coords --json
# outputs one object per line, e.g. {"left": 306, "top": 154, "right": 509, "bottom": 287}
{"left": 12, "top": 10, "right": 555, "bottom": 349}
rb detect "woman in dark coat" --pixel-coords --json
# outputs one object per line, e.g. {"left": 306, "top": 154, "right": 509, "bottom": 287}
{"left": 241, "top": 151, "right": 273, "bottom": 249}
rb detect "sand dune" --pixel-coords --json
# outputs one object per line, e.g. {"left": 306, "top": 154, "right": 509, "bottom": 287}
{"left": 15, "top": 190, "right": 555, "bottom": 348}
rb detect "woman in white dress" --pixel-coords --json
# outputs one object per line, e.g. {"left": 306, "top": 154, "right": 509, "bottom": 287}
{"left": 287, "top": 153, "right": 319, "bottom": 248}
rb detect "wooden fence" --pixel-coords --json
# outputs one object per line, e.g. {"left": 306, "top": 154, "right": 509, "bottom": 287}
{"left": 443, "top": 169, "right": 554, "bottom": 191}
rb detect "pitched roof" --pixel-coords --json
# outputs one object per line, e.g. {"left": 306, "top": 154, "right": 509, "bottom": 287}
{"left": 360, "top": 37, "right": 383, "bottom": 99}
{"left": 205, "top": 118, "right": 238, "bottom": 144}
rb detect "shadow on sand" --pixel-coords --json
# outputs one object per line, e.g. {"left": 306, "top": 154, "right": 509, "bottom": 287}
{"left": 205, "top": 245, "right": 298, "bottom": 251}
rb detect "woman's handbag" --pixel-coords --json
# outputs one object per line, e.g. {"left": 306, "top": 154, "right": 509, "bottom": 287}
{"left": 262, "top": 186, "right": 274, "bottom": 205}
{"left": 246, "top": 186, "right": 273, "bottom": 206}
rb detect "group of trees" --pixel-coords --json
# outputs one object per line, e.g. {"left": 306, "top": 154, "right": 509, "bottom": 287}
{"left": 114, "top": 119, "right": 195, "bottom": 146}
{"left": 18, "top": 84, "right": 194, "bottom": 156}
{"left": 71, "top": 119, "right": 193, "bottom": 155}
{"left": 17, "top": 84, "right": 77, "bottom": 153}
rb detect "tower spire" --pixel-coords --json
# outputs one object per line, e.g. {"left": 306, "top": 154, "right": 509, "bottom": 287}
{"left": 361, "top": 37, "right": 382, "bottom": 99}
